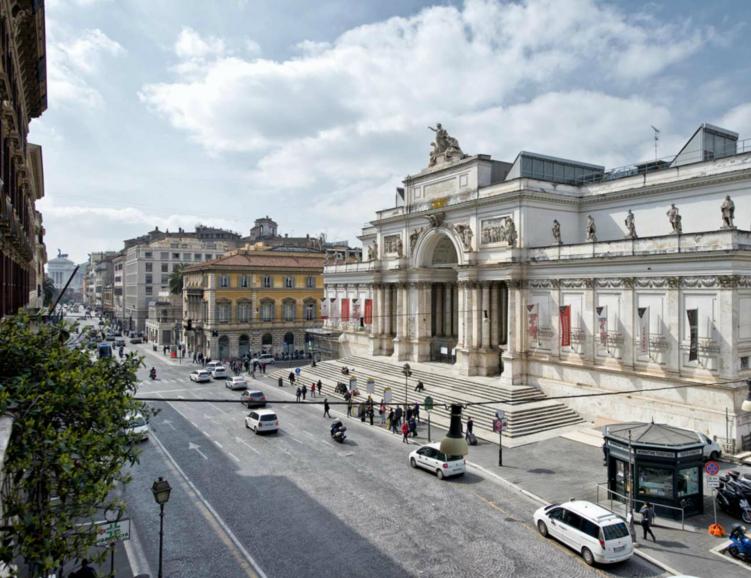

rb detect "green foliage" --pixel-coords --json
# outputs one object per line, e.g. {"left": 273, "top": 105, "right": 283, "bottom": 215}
{"left": 168, "top": 264, "right": 185, "bottom": 295}
{"left": 0, "top": 312, "right": 150, "bottom": 575}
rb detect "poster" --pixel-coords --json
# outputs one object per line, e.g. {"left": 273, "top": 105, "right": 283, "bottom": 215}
{"left": 352, "top": 299, "right": 361, "bottom": 323}
{"left": 638, "top": 307, "right": 649, "bottom": 354}
{"left": 687, "top": 308, "right": 699, "bottom": 361}
{"left": 320, "top": 299, "right": 329, "bottom": 320}
{"left": 560, "top": 305, "right": 571, "bottom": 347}
{"left": 341, "top": 298, "right": 350, "bottom": 322}
{"left": 364, "top": 299, "right": 373, "bottom": 325}
{"left": 596, "top": 306, "right": 608, "bottom": 347}
{"left": 527, "top": 303, "right": 539, "bottom": 343}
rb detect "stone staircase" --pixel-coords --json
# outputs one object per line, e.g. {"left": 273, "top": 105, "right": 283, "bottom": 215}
{"left": 269, "top": 355, "right": 583, "bottom": 443}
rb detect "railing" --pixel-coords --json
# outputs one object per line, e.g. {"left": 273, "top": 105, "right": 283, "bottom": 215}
{"left": 594, "top": 482, "right": 685, "bottom": 530}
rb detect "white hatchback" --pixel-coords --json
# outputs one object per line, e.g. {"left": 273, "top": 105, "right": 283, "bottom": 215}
{"left": 226, "top": 376, "right": 248, "bottom": 390}
{"left": 190, "top": 370, "right": 211, "bottom": 383}
{"left": 245, "top": 409, "right": 279, "bottom": 434}
{"left": 125, "top": 411, "right": 149, "bottom": 442}
{"left": 408, "top": 442, "right": 465, "bottom": 480}
{"left": 211, "top": 365, "right": 228, "bottom": 379}
{"left": 534, "top": 500, "right": 633, "bottom": 566}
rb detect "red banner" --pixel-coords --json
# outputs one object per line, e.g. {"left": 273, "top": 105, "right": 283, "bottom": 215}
{"left": 341, "top": 298, "right": 350, "bottom": 322}
{"left": 364, "top": 299, "right": 373, "bottom": 325}
{"left": 560, "top": 305, "right": 571, "bottom": 347}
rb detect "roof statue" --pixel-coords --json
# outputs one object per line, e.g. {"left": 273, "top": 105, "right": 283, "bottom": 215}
{"left": 428, "top": 123, "right": 466, "bottom": 167}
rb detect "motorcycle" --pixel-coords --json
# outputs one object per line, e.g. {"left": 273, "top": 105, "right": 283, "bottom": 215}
{"left": 330, "top": 420, "right": 347, "bottom": 444}
{"left": 149, "top": 368, "right": 157, "bottom": 381}
{"left": 728, "top": 525, "right": 751, "bottom": 561}
{"left": 717, "top": 476, "right": 751, "bottom": 524}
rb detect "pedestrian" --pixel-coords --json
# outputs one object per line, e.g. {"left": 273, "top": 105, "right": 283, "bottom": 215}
{"left": 406, "top": 406, "right": 413, "bottom": 423}
{"left": 295, "top": 387, "right": 301, "bottom": 402}
{"left": 386, "top": 408, "right": 394, "bottom": 431}
{"left": 360, "top": 402, "right": 366, "bottom": 422}
{"left": 640, "top": 502, "right": 656, "bottom": 542}
{"left": 302, "top": 384, "right": 307, "bottom": 400}
{"left": 310, "top": 381, "right": 316, "bottom": 398}
{"left": 401, "top": 420, "right": 410, "bottom": 443}
{"left": 289, "top": 371, "right": 295, "bottom": 386}
{"left": 347, "top": 397, "right": 353, "bottom": 417}
{"left": 414, "top": 380, "right": 425, "bottom": 392}
{"left": 368, "top": 405, "right": 374, "bottom": 426}
{"left": 379, "top": 401, "right": 386, "bottom": 425}
{"left": 409, "top": 416, "right": 417, "bottom": 437}
{"left": 414, "top": 402, "right": 421, "bottom": 424}
{"left": 317, "top": 379, "right": 323, "bottom": 395}
{"left": 394, "top": 406, "right": 403, "bottom": 427}
{"left": 71, "top": 559, "right": 97, "bottom": 578}
{"left": 323, "top": 398, "right": 331, "bottom": 418}
{"left": 193, "top": 352, "right": 197, "bottom": 364}
{"left": 278, "top": 376, "right": 284, "bottom": 388}
{"left": 465, "top": 416, "right": 474, "bottom": 441}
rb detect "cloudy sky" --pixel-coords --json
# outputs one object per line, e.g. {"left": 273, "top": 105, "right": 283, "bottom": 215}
{"left": 34, "top": 0, "right": 751, "bottom": 263}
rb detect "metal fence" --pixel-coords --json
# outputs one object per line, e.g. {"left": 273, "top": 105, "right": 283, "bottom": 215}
{"left": 595, "top": 482, "right": 685, "bottom": 531}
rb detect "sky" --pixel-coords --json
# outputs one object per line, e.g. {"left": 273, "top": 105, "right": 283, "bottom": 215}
{"left": 34, "top": 0, "right": 751, "bottom": 264}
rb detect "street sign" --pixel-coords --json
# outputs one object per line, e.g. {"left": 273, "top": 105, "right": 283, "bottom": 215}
{"left": 95, "top": 519, "right": 130, "bottom": 546}
{"left": 294, "top": 367, "right": 301, "bottom": 376}
{"left": 707, "top": 475, "right": 720, "bottom": 489}
{"left": 423, "top": 396, "right": 434, "bottom": 412}
{"left": 383, "top": 387, "right": 392, "bottom": 404}
{"left": 495, "top": 409, "right": 505, "bottom": 421}
{"left": 366, "top": 378, "right": 375, "bottom": 394}
{"left": 704, "top": 461, "right": 720, "bottom": 476}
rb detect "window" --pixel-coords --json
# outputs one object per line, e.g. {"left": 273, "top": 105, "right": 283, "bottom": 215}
{"left": 172, "top": 253, "right": 180, "bottom": 259}
{"left": 284, "top": 276, "right": 295, "bottom": 288}
{"left": 145, "top": 286, "right": 152, "bottom": 295}
{"left": 219, "top": 274, "right": 230, "bottom": 288}
{"left": 637, "top": 465, "right": 674, "bottom": 499}
{"left": 261, "top": 301, "right": 274, "bottom": 321}
{"left": 161, "top": 263, "right": 168, "bottom": 273}
{"left": 237, "top": 302, "right": 251, "bottom": 322}
{"left": 561, "top": 510, "right": 582, "bottom": 529}
{"left": 145, "top": 262, "right": 152, "bottom": 273}
{"left": 602, "top": 523, "right": 630, "bottom": 541}
{"left": 172, "top": 263, "right": 181, "bottom": 272}
{"left": 304, "top": 301, "right": 315, "bottom": 320}
{"left": 548, "top": 508, "right": 564, "bottom": 521}
{"left": 677, "top": 466, "right": 699, "bottom": 497}
{"left": 205, "top": 254, "right": 212, "bottom": 261}
{"left": 160, "top": 252, "right": 168, "bottom": 260}
{"left": 283, "top": 300, "right": 295, "bottom": 321}
{"left": 578, "top": 519, "right": 599, "bottom": 539}
{"left": 239, "top": 275, "right": 249, "bottom": 288}
{"left": 145, "top": 274, "right": 153, "bottom": 285}
{"left": 194, "top": 253, "right": 202, "bottom": 261}
{"left": 742, "top": 356, "right": 750, "bottom": 370}
{"left": 262, "top": 275, "right": 273, "bottom": 288}
{"left": 145, "top": 251, "right": 152, "bottom": 258}
{"left": 306, "top": 276, "right": 316, "bottom": 288}
{"left": 217, "top": 302, "right": 231, "bottom": 322}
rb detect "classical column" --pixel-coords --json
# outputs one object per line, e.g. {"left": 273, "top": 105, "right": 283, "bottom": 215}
{"left": 665, "top": 277, "right": 681, "bottom": 375}
{"left": 718, "top": 276, "right": 739, "bottom": 380}
{"left": 435, "top": 283, "right": 444, "bottom": 337}
{"left": 622, "top": 279, "right": 635, "bottom": 369}
{"left": 452, "top": 285, "right": 459, "bottom": 338}
{"left": 384, "top": 284, "right": 392, "bottom": 337}
{"left": 457, "top": 282, "right": 466, "bottom": 348}
{"left": 444, "top": 282, "right": 453, "bottom": 337}
{"left": 471, "top": 283, "right": 482, "bottom": 350}
{"left": 373, "top": 285, "right": 382, "bottom": 336}
{"left": 481, "top": 282, "right": 491, "bottom": 349}
{"left": 490, "top": 282, "right": 499, "bottom": 347}
{"left": 582, "top": 279, "right": 595, "bottom": 363}
{"left": 550, "top": 282, "right": 561, "bottom": 359}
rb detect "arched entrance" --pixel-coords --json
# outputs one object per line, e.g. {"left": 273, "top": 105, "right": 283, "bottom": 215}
{"left": 239, "top": 334, "right": 250, "bottom": 357}
{"left": 283, "top": 332, "right": 294, "bottom": 354}
{"left": 261, "top": 332, "right": 273, "bottom": 353}
{"left": 218, "top": 335, "right": 230, "bottom": 360}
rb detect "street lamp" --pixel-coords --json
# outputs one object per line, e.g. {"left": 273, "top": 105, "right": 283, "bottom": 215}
{"left": 440, "top": 403, "right": 469, "bottom": 457}
{"left": 151, "top": 477, "right": 172, "bottom": 578}
{"left": 402, "top": 363, "right": 412, "bottom": 409}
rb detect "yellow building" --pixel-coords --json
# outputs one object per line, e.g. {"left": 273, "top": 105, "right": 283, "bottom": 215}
{"left": 183, "top": 246, "right": 323, "bottom": 360}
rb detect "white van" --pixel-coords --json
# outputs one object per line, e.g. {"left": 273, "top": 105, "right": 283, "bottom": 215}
{"left": 245, "top": 409, "right": 279, "bottom": 434}
{"left": 205, "top": 361, "right": 223, "bottom": 372}
{"left": 533, "top": 499, "right": 633, "bottom": 566}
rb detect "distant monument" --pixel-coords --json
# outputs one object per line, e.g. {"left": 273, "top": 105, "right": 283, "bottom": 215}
{"left": 427, "top": 123, "right": 466, "bottom": 167}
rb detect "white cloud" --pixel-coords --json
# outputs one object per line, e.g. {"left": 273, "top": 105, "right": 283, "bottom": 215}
{"left": 175, "top": 27, "right": 225, "bottom": 60}
{"left": 717, "top": 102, "right": 751, "bottom": 139}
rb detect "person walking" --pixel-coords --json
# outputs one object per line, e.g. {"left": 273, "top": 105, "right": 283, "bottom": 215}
{"left": 409, "top": 415, "right": 418, "bottom": 437}
{"left": 301, "top": 384, "right": 308, "bottom": 400}
{"left": 414, "top": 380, "right": 425, "bottom": 392}
{"left": 192, "top": 352, "right": 197, "bottom": 364}
{"left": 368, "top": 405, "right": 374, "bottom": 426}
{"left": 295, "top": 387, "right": 301, "bottom": 402}
{"left": 394, "top": 406, "right": 403, "bottom": 428}
{"left": 278, "top": 376, "right": 284, "bottom": 388}
{"left": 71, "top": 559, "right": 97, "bottom": 578}
{"left": 401, "top": 420, "right": 410, "bottom": 444}
{"left": 310, "top": 381, "right": 316, "bottom": 398}
{"left": 317, "top": 379, "right": 323, "bottom": 395}
{"left": 347, "top": 397, "right": 353, "bottom": 417}
{"left": 386, "top": 408, "right": 394, "bottom": 431}
{"left": 379, "top": 401, "right": 386, "bottom": 425}
{"left": 414, "top": 402, "right": 421, "bottom": 424}
{"left": 465, "top": 416, "right": 474, "bottom": 441}
{"left": 640, "top": 502, "right": 656, "bottom": 542}
{"left": 289, "top": 371, "right": 296, "bottom": 386}
{"left": 323, "top": 398, "right": 331, "bottom": 418}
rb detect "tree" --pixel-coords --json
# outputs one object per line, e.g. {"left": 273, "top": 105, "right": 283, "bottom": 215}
{"left": 0, "top": 312, "right": 150, "bottom": 575}
{"left": 42, "top": 275, "right": 57, "bottom": 307}
{"left": 168, "top": 264, "right": 185, "bottom": 295}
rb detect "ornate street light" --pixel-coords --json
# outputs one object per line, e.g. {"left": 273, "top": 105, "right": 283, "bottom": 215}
{"left": 440, "top": 404, "right": 469, "bottom": 457}
{"left": 402, "top": 363, "right": 412, "bottom": 407}
{"left": 151, "top": 477, "right": 172, "bottom": 578}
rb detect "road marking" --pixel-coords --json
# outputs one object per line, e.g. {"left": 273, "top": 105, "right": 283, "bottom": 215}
{"left": 201, "top": 430, "right": 211, "bottom": 437}
{"left": 228, "top": 452, "right": 241, "bottom": 462}
{"left": 214, "top": 440, "right": 223, "bottom": 449}
{"left": 189, "top": 441, "right": 209, "bottom": 460}
{"left": 177, "top": 395, "right": 185, "bottom": 399}
{"left": 234, "top": 435, "right": 260, "bottom": 455}
{"left": 122, "top": 508, "right": 153, "bottom": 577}
{"left": 161, "top": 419, "right": 176, "bottom": 431}
{"left": 288, "top": 436, "right": 303, "bottom": 444}
{"left": 149, "top": 430, "right": 266, "bottom": 577}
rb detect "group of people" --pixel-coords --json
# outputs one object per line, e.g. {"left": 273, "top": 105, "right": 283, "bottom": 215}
{"left": 294, "top": 380, "right": 324, "bottom": 402}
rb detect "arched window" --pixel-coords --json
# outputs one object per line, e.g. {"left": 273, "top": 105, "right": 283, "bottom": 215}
{"left": 216, "top": 301, "right": 231, "bottom": 323}
{"left": 282, "top": 299, "right": 296, "bottom": 321}
{"left": 218, "top": 335, "right": 230, "bottom": 359}
{"left": 260, "top": 299, "right": 274, "bottom": 321}
{"left": 261, "top": 333, "right": 273, "bottom": 353}
{"left": 239, "top": 334, "right": 250, "bottom": 356}
{"left": 237, "top": 301, "right": 251, "bottom": 322}
{"left": 303, "top": 299, "right": 316, "bottom": 320}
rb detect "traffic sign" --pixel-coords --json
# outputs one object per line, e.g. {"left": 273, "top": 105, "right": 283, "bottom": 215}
{"left": 366, "top": 378, "right": 375, "bottom": 394}
{"left": 95, "top": 519, "right": 130, "bottom": 546}
{"left": 423, "top": 396, "right": 434, "bottom": 412}
{"left": 707, "top": 475, "right": 720, "bottom": 489}
{"left": 495, "top": 409, "right": 506, "bottom": 421}
{"left": 704, "top": 461, "right": 720, "bottom": 476}
{"left": 295, "top": 367, "right": 301, "bottom": 375}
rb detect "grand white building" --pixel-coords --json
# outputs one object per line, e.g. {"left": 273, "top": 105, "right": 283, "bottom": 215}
{"left": 323, "top": 123, "right": 751, "bottom": 448}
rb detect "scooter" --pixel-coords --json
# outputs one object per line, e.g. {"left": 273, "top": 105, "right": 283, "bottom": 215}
{"left": 728, "top": 525, "right": 751, "bottom": 561}
{"left": 717, "top": 477, "right": 751, "bottom": 524}
{"left": 330, "top": 420, "right": 347, "bottom": 443}
{"left": 149, "top": 368, "right": 157, "bottom": 381}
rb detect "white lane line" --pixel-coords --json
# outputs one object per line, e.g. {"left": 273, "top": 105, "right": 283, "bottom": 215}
{"left": 228, "top": 452, "right": 241, "bottom": 462}
{"left": 122, "top": 512, "right": 153, "bottom": 577}
{"left": 288, "top": 436, "right": 303, "bottom": 444}
{"left": 149, "top": 430, "right": 266, "bottom": 578}
{"left": 201, "top": 430, "right": 211, "bottom": 437}
{"left": 177, "top": 395, "right": 185, "bottom": 399}
{"left": 301, "top": 431, "right": 316, "bottom": 440}
{"left": 234, "top": 435, "right": 260, "bottom": 455}
{"left": 214, "top": 440, "right": 224, "bottom": 449}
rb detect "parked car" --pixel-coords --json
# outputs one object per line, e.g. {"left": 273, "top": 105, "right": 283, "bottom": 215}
{"left": 190, "top": 370, "right": 212, "bottom": 383}
{"left": 245, "top": 409, "right": 278, "bottom": 434}
{"left": 241, "top": 390, "right": 267, "bottom": 408}
{"left": 251, "top": 354, "right": 274, "bottom": 366}
{"left": 211, "top": 365, "right": 228, "bottom": 379}
{"left": 129, "top": 336, "right": 143, "bottom": 344}
{"left": 408, "top": 442, "right": 465, "bottom": 480}
{"left": 534, "top": 499, "right": 633, "bottom": 566}
{"left": 114, "top": 338, "right": 126, "bottom": 348}
{"left": 226, "top": 376, "right": 248, "bottom": 390}
{"left": 698, "top": 432, "right": 722, "bottom": 461}
{"left": 125, "top": 411, "right": 149, "bottom": 442}
{"left": 206, "top": 361, "right": 223, "bottom": 372}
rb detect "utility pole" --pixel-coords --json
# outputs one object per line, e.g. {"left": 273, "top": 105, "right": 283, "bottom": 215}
{"left": 651, "top": 125, "right": 660, "bottom": 161}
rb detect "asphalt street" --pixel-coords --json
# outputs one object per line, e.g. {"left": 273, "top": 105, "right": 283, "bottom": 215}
{"left": 113, "top": 338, "right": 667, "bottom": 578}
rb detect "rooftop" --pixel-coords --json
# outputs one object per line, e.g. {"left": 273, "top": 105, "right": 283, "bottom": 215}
{"left": 603, "top": 422, "right": 703, "bottom": 449}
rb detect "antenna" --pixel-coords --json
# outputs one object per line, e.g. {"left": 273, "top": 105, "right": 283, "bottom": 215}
{"left": 650, "top": 125, "right": 660, "bottom": 160}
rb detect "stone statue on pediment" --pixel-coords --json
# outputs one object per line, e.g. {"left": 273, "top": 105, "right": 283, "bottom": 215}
{"left": 453, "top": 224, "right": 473, "bottom": 251}
{"left": 667, "top": 204, "right": 682, "bottom": 234}
{"left": 426, "top": 211, "right": 446, "bottom": 228}
{"left": 586, "top": 215, "right": 597, "bottom": 242}
{"left": 552, "top": 220, "right": 562, "bottom": 245}
{"left": 721, "top": 195, "right": 735, "bottom": 228}
{"left": 409, "top": 228, "right": 423, "bottom": 255}
{"left": 396, "top": 236, "right": 403, "bottom": 258}
{"left": 624, "top": 210, "right": 637, "bottom": 239}
{"left": 502, "top": 218, "right": 517, "bottom": 247}
{"left": 427, "top": 123, "right": 465, "bottom": 167}
{"left": 367, "top": 241, "right": 378, "bottom": 261}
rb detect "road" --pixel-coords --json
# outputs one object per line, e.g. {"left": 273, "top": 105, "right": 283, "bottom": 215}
{"left": 109, "top": 337, "right": 666, "bottom": 578}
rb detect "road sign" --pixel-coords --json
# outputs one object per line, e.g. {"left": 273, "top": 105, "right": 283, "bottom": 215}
{"left": 295, "top": 367, "right": 301, "bottom": 375}
{"left": 495, "top": 409, "right": 506, "bottom": 421}
{"left": 704, "top": 461, "right": 720, "bottom": 476}
{"left": 707, "top": 475, "right": 720, "bottom": 489}
{"left": 383, "top": 387, "right": 392, "bottom": 404}
{"left": 366, "top": 378, "right": 375, "bottom": 394}
{"left": 95, "top": 519, "right": 130, "bottom": 546}
{"left": 423, "top": 396, "right": 434, "bottom": 412}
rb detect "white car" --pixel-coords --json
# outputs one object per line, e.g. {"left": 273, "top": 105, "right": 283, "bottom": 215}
{"left": 245, "top": 409, "right": 279, "bottom": 434}
{"left": 211, "top": 365, "right": 228, "bottom": 379}
{"left": 534, "top": 500, "right": 633, "bottom": 566}
{"left": 251, "top": 354, "right": 274, "bottom": 366}
{"left": 226, "top": 376, "right": 248, "bottom": 390}
{"left": 408, "top": 442, "right": 465, "bottom": 480}
{"left": 698, "top": 432, "right": 722, "bottom": 461}
{"left": 205, "top": 361, "right": 223, "bottom": 372}
{"left": 125, "top": 411, "right": 149, "bottom": 442}
{"left": 190, "top": 370, "right": 212, "bottom": 383}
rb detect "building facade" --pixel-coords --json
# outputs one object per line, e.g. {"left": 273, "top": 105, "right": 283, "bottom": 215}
{"left": 183, "top": 247, "right": 324, "bottom": 360}
{"left": 144, "top": 293, "right": 182, "bottom": 348}
{"left": 47, "top": 249, "right": 77, "bottom": 291}
{"left": 0, "top": 2, "right": 47, "bottom": 317}
{"left": 324, "top": 123, "right": 751, "bottom": 447}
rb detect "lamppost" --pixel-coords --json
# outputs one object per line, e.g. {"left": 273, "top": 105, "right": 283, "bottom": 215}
{"left": 151, "top": 477, "right": 172, "bottom": 578}
{"left": 402, "top": 363, "right": 412, "bottom": 410}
